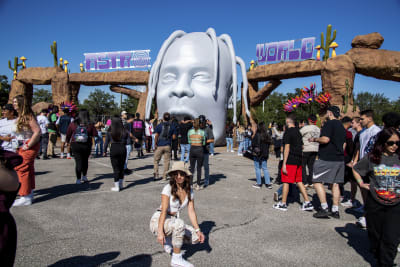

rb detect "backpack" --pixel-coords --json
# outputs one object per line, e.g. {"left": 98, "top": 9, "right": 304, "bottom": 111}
{"left": 159, "top": 122, "right": 171, "bottom": 142}
{"left": 133, "top": 120, "right": 143, "bottom": 132}
{"left": 74, "top": 125, "right": 89, "bottom": 143}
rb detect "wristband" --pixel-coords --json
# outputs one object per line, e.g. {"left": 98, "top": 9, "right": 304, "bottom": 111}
{"left": 195, "top": 228, "right": 200, "bottom": 233}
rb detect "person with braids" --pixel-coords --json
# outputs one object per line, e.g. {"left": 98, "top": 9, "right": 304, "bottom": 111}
{"left": 149, "top": 161, "right": 205, "bottom": 267}
{"left": 145, "top": 28, "right": 251, "bottom": 145}
{"left": 11, "top": 95, "right": 41, "bottom": 206}
{"left": 353, "top": 127, "right": 400, "bottom": 267}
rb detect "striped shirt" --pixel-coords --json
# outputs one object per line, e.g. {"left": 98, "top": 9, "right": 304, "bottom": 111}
{"left": 188, "top": 128, "right": 205, "bottom": 146}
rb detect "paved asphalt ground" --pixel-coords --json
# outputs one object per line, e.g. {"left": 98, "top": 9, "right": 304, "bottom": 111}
{"left": 11, "top": 146, "right": 399, "bottom": 267}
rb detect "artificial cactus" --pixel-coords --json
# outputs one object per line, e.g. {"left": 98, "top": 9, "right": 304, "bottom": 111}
{"left": 8, "top": 57, "right": 23, "bottom": 79}
{"left": 343, "top": 79, "right": 350, "bottom": 114}
{"left": 51, "top": 41, "right": 58, "bottom": 67}
{"left": 320, "top": 24, "right": 337, "bottom": 61}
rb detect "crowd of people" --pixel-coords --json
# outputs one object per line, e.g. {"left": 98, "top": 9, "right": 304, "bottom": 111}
{"left": 0, "top": 96, "right": 399, "bottom": 266}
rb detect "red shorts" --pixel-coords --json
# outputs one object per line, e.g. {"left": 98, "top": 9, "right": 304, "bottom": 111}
{"left": 281, "top": 164, "right": 302, "bottom": 184}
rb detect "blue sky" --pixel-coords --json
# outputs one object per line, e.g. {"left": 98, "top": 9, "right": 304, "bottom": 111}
{"left": 1, "top": 0, "right": 399, "bottom": 105}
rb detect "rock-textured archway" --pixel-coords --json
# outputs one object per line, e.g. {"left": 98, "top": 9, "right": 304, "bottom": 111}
{"left": 244, "top": 32, "right": 400, "bottom": 122}
{"left": 8, "top": 68, "right": 149, "bottom": 118}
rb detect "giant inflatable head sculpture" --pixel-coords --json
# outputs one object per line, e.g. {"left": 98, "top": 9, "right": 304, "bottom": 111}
{"left": 145, "top": 28, "right": 250, "bottom": 144}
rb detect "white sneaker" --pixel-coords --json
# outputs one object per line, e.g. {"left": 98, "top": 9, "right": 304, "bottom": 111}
{"left": 356, "top": 216, "right": 367, "bottom": 228}
{"left": 230, "top": 150, "right": 234, "bottom": 153}
{"left": 164, "top": 236, "right": 172, "bottom": 254}
{"left": 81, "top": 176, "right": 89, "bottom": 183}
{"left": 210, "top": 154, "right": 214, "bottom": 157}
{"left": 171, "top": 253, "right": 193, "bottom": 267}
{"left": 237, "top": 153, "right": 243, "bottom": 156}
{"left": 12, "top": 196, "right": 32, "bottom": 206}
{"left": 111, "top": 182, "right": 120, "bottom": 192}
{"left": 76, "top": 179, "right": 82, "bottom": 185}
{"left": 340, "top": 199, "right": 353, "bottom": 208}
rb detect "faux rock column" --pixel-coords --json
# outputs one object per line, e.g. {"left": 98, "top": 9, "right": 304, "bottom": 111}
{"left": 8, "top": 80, "right": 33, "bottom": 105}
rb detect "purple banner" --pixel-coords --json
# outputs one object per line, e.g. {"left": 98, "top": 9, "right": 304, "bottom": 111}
{"left": 256, "top": 37, "right": 315, "bottom": 63}
{"left": 84, "top": 50, "right": 151, "bottom": 71}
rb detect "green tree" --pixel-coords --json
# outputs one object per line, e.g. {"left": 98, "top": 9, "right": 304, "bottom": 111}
{"left": 32, "top": 88, "right": 52, "bottom": 105}
{"left": 80, "top": 88, "right": 118, "bottom": 118}
{"left": 354, "top": 92, "right": 393, "bottom": 124}
{"left": 0, "top": 75, "right": 11, "bottom": 107}
{"left": 252, "top": 92, "right": 287, "bottom": 125}
{"left": 121, "top": 96, "right": 138, "bottom": 114}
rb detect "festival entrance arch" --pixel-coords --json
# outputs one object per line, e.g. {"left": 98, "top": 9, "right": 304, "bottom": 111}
{"left": 243, "top": 32, "right": 400, "bottom": 122}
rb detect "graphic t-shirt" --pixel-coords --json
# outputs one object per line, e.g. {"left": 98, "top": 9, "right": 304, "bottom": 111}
{"left": 318, "top": 119, "right": 346, "bottom": 161}
{"left": 282, "top": 127, "right": 303, "bottom": 166}
{"left": 36, "top": 115, "right": 49, "bottom": 134}
{"left": 132, "top": 119, "right": 145, "bottom": 139}
{"left": 48, "top": 113, "right": 58, "bottom": 133}
{"left": 359, "top": 124, "right": 381, "bottom": 159}
{"left": 354, "top": 154, "right": 400, "bottom": 206}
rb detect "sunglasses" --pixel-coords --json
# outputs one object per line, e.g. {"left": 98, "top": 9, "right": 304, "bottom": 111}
{"left": 386, "top": 141, "right": 400, "bottom": 146}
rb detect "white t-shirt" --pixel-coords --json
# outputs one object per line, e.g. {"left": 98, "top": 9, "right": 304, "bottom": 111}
{"left": 359, "top": 124, "right": 381, "bottom": 159}
{"left": 300, "top": 125, "right": 320, "bottom": 152}
{"left": 160, "top": 184, "right": 194, "bottom": 214}
{"left": 145, "top": 122, "right": 153, "bottom": 136}
{"left": 37, "top": 115, "right": 49, "bottom": 134}
{"left": 0, "top": 118, "right": 17, "bottom": 152}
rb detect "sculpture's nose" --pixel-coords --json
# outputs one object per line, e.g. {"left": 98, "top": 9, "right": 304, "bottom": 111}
{"left": 169, "top": 74, "right": 194, "bottom": 98}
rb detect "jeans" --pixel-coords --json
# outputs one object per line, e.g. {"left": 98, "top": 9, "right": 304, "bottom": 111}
{"left": 226, "top": 138, "right": 233, "bottom": 151}
{"left": 151, "top": 134, "right": 156, "bottom": 151}
{"left": 209, "top": 142, "right": 214, "bottom": 154}
{"left": 94, "top": 132, "right": 103, "bottom": 156}
{"left": 111, "top": 143, "right": 126, "bottom": 182}
{"left": 189, "top": 146, "right": 204, "bottom": 185}
{"left": 39, "top": 133, "right": 49, "bottom": 157}
{"left": 244, "top": 138, "right": 251, "bottom": 151}
{"left": 253, "top": 157, "right": 270, "bottom": 185}
{"left": 180, "top": 144, "right": 190, "bottom": 162}
{"left": 203, "top": 152, "right": 209, "bottom": 182}
{"left": 124, "top": 144, "right": 132, "bottom": 169}
{"left": 238, "top": 141, "right": 245, "bottom": 155}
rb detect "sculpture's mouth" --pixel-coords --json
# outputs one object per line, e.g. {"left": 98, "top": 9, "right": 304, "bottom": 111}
{"left": 168, "top": 108, "right": 197, "bottom": 121}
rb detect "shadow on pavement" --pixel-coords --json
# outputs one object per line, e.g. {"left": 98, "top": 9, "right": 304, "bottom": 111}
{"left": 183, "top": 220, "right": 215, "bottom": 258}
{"left": 35, "top": 171, "right": 52, "bottom": 176}
{"left": 335, "top": 223, "right": 376, "bottom": 266}
{"left": 133, "top": 164, "right": 153, "bottom": 172}
{"left": 112, "top": 253, "right": 152, "bottom": 266}
{"left": 33, "top": 182, "right": 103, "bottom": 204}
{"left": 48, "top": 251, "right": 120, "bottom": 267}
{"left": 90, "top": 173, "right": 114, "bottom": 182}
{"left": 208, "top": 174, "right": 226, "bottom": 186}
{"left": 124, "top": 177, "right": 156, "bottom": 189}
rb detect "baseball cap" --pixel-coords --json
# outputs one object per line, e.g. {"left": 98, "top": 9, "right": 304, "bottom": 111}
{"left": 121, "top": 111, "right": 127, "bottom": 116}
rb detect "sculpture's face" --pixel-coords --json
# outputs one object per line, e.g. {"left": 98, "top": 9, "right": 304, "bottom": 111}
{"left": 156, "top": 33, "right": 232, "bottom": 143}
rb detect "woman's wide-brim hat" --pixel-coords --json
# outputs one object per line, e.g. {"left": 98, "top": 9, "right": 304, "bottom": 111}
{"left": 166, "top": 161, "right": 192, "bottom": 177}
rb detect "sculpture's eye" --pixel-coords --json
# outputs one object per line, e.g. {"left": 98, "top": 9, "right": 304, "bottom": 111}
{"left": 192, "top": 72, "right": 212, "bottom": 82}
{"left": 162, "top": 73, "right": 177, "bottom": 83}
